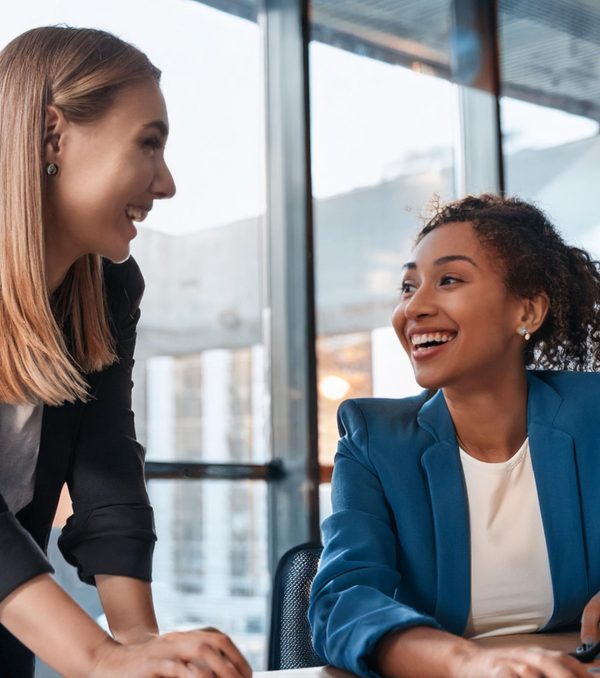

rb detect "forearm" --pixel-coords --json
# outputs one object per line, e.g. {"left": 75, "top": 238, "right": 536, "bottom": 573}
{"left": 374, "top": 625, "right": 476, "bottom": 678}
{"left": 96, "top": 575, "right": 159, "bottom": 644}
{"left": 0, "top": 574, "right": 116, "bottom": 677}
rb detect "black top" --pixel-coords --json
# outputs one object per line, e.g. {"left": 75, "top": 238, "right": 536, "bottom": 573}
{"left": 0, "top": 257, "right": 156, "bottom": 676}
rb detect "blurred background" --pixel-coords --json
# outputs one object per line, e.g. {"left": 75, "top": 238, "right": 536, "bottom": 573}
{"left": 1, "top": 0, "right": 598, "bottom": 673}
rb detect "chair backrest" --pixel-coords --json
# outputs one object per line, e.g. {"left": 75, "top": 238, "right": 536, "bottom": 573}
{"left": 267, "top": 542, "right": 324, "bottom": 670}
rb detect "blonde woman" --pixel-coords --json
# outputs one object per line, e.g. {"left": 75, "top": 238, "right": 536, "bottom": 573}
{"left": 0, "top": 26, "right": 251, "bottom": 678}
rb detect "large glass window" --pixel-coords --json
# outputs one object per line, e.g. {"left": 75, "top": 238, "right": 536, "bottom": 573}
{"left": 309, "top": 0, "right": 459, "bottom": 470}
{"left": 499, "top": 0, "right": 600, "bottom": 252}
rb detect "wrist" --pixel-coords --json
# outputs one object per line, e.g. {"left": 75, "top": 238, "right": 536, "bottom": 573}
{"left": 112, "top": 625, "right": 158, "bottom": 645}
{"left": 447, "top": 638, "right": 479, "bottom": 678}
{"left": 86, "top": 635, "right": 121, "bottom": 678}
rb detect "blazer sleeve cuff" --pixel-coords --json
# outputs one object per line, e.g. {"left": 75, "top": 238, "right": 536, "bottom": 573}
{"left": 0, "top": 512, "right": 54, "bottom": 602}
{"left": 58, "top": 504, "right": 156, "bottom": 585}
{"left": 335, "top": 607, "right": 441, "bottom": 678}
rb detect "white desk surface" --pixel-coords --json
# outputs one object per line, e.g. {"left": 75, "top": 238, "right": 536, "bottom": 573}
{"left": 255, "top": 632, "right": 600, "bottom": 677}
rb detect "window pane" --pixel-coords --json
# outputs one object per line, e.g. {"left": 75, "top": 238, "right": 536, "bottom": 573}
{"left": 309, "top": 0, "right": 457, "bottom": 463}
{"left": 148, "top": 479, "right": 269, "bottom": 668}
{"left": 499, "top": 0, "right": 600, "bottom": 251}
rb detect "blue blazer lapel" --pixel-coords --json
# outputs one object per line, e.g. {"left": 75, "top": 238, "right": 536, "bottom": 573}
{"left": 527, "top": 372, "right": 589, "bottom": 628}
{"left": 418, "top": 391, "right": 471, "bottom": 635}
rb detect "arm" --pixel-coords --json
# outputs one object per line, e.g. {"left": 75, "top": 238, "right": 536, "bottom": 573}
{"left": 374, "top": 626, "right": 590, "bottom": 678}
{"left": 95, "top": 575, "right": 159, "bottom": 644}
{"left": 58, "top": 258, "right": 156, "bottom": 590}
{"left": 0, "top": 574, "right": 115, "bottom": 677}
{"left": 0, "top": 574, "right": 252, "bottom": 678}
{"left": 308, "top": 401, "right": 441, "bottom": 678}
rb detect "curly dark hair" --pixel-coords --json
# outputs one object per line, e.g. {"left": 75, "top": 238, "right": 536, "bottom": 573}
{"left": 417, "top": 194, "right": 600, "bottom": 371}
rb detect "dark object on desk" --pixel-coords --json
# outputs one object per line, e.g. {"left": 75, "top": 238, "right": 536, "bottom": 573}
{"left": 569, "top": 640, "right": 600, "bottom": 663}
{"left": 268, "top": 542, "right": 324, "bottom": 670}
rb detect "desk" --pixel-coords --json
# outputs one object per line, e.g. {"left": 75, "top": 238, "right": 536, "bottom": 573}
{"left": 255, "top": 633, "right": 600, "bottom": 678}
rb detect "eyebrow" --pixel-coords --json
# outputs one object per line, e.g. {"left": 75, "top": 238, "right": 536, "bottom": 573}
{"left": 402, "top": 254, "right": 479, "bottom": 270}
{"left": 143, "top": 120, "right": 169, "bottom": 138}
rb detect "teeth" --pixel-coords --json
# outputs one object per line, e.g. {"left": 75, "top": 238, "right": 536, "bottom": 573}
{"left": 410, "top": 332, "right": 456, "bottom": 346}
{"left": 126, "top": 206, "right": 148, "bottom": 222}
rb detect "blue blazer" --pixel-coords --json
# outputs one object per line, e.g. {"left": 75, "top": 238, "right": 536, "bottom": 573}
{"left": 309, "top": 371, "right": 600, "bottom": 678}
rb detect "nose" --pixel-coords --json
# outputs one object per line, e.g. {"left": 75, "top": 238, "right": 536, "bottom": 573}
{"left": 403, "top": 283, "right": 437, "bottom": 320}
{"left": 152, "top": 156, "right": 176, "bottom": 200}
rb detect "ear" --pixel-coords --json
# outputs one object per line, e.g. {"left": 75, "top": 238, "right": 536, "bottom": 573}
{"left": 44, "top": 105, "right": 67, "bottom": 163}
{"left": 519, "top": 292, "right": 549, "bottom": 334}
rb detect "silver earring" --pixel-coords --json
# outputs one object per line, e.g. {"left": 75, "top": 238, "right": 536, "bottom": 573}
{"left": 46, "top": 162, "right": 59, "bottom": 176}
{"left": 518, "top": 326, "right": 531, "bottom": 341}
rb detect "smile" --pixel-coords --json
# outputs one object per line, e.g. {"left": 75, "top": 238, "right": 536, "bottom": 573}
{"left": 125, "top": 205, "right": 150, "bottom": 222}
{"left": 410, "top": 332, "right": 457, "bottom": 350}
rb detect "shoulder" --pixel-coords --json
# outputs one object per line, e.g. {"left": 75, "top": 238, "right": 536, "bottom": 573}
{"left": 102, "top": 256, "right": 145, "bottom": 315}
{"left": 337, "top": 392, "right": 431, "bottom": 453}
{"left": 530, "top": 370, "right": 600, "bottom": 428}
{"left": 530, "top": 369, "right": 600, "bottom": 397}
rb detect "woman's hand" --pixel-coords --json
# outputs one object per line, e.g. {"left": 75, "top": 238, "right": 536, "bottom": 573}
{"left": 90, "top": 628, "right": 252, "bottom": 678}
{"left": 452, "top": 645, "right": 590, "bottom": 678}
{"left": 581, "top": 591, "right": 600, "bottom": 645}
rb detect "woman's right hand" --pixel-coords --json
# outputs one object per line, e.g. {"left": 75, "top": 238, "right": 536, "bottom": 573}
{"left": 452, "top": 645, "right": 591, "bottom": 678}
{"left": 90, "top": 628, "right": 252, "bottom": 678}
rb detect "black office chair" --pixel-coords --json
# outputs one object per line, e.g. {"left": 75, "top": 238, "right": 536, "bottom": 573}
{"left": 267, "top": 542, "right": 325, "bottom": 670}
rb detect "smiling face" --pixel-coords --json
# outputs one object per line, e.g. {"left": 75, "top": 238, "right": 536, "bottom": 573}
{"left": 44, "top": 79, "right": 176, "bottom": 268}
{"left": 392, "top": 221, "right": 533, "bottom": 391}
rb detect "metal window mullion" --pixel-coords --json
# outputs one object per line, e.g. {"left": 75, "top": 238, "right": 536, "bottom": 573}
{"left": 451, "top": 0, "right": 504, "bottom": 196}
{"left": 259, "top": 0, "right": 320, "bottom": 575}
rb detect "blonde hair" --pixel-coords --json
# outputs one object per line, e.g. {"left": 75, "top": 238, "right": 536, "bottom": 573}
{"left": 0, "top": 26, "right": 160, "bottom": 405}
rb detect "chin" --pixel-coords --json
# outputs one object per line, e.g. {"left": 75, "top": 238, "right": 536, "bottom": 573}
{"left": 102, "top": 246, "right": 131, "bottom": 264}
{"left": 413, "top": 371, "right": 446, "bottom": 391}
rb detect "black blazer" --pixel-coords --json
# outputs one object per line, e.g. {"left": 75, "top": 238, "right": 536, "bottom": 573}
{"left": 0, "top": 257, "right": 156, "bottom": 675}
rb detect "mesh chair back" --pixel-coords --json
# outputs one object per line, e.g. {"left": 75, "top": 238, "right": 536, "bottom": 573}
{"left": 268, "top": 542, "right": 324, "bottom": 670}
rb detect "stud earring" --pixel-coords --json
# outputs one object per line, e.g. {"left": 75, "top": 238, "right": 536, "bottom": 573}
{"left": 518, "top": 326, "right": 531, "bottom": 341}
{"left": 45, "top": 162, "right": 59, "bottom": 176}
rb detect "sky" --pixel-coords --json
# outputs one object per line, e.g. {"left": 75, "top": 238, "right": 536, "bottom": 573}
{"left": 1, "top": 0, "right": 598, "bottom": 237}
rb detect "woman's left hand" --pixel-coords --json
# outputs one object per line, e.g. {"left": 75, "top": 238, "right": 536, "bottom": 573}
{"left": 581, "top": 591, "right": 600, "bottom": 644}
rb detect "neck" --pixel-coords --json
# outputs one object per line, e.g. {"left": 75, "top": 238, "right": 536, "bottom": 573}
{"left": 45, "top": 242, "right": 80, "bottom": 294}
{"left": 443, "top": 368, "right": 528, "bottom": 463}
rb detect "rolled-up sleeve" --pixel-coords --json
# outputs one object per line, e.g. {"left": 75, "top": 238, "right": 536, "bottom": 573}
{"left": 308, "top": 400, "right": 439, "bottom": 678}
{"left": 58, "top": 257, "right": 156, "bottom": 585}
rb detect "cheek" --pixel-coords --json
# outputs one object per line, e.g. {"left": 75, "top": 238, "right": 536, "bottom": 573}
{"left": 391, "top": 305, "right": 410, "bottom": 352}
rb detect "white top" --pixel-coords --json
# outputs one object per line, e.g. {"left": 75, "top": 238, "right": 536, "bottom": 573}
{"left": 460, "top": 438, "right": 554, "bottom": 638}
{"left": 0, "top": 402, "right": 43, "bottom": 514}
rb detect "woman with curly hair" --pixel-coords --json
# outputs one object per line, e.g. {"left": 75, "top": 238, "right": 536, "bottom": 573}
{"left": 0, "top": 26, "right": 250, "bottom": 678}
{"left": 310, "top": 194, "right": 600, "bottom": 677}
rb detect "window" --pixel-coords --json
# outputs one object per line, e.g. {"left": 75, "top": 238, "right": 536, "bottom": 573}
{"left": 309, "top": 0, "right": 459, "bottom": 473}
{"left": 499, "top": 0, "right": 600, "bottom": 251}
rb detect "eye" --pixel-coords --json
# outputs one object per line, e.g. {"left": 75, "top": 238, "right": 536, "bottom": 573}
{"left": 440, "top": 274, "right": 462, "bottom": 286}
{"left": 142, "top": 136, "right": 162, "bottom": 150}
{"left": 400, "top": 280, "right": 417, "bottom": 296}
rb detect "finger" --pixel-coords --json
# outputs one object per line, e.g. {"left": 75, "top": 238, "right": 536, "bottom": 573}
{"left": 185, "top": 662, "right": 214, "bottom": 678}
{"left": 159, "top": 633, "right": 247, "bottom": 678}
{"left": 154, "top": 657, "right": 199, "bottom": 678}
{"left": 529, "top": 653, "right": 588, "bottom": 678}
{"left": 193, "top": 645, "right": 241, "bottom": 678}
{"left": 494, "top": 667, "right": 521, "bottom": 678}
{"left": 581, "top": 599, "right": 600, "bottom": 644}
{"left": 200, "top": 633, "right": 251, "bottom": 678}
{"left": 526, "top": 648, "right": 592, "bottom": 678}
{"left": 515, "top": 663, "right": 544, "bottom": 678}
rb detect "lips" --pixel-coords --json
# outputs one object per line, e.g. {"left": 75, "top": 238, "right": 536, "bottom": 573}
{"left": 409, "top": 331, "right": 457, "bottom": 350}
